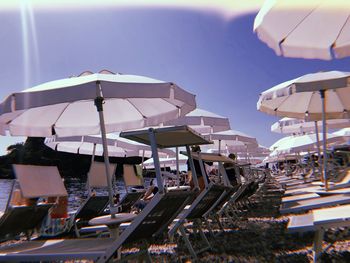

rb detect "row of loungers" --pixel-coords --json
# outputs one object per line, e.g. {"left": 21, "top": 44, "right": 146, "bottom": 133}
{"left": 274, "top": 168, "right": 350, "bottom": 262}
{"left": 0, "top": 126, "right": 268, "bottom": 262}
{"left": 0, "top": 161, "right": 267, "bottom": 261}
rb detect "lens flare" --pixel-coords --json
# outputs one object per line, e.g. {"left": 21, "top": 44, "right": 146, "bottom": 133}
{"left": 5, "top": 0, "right": 265, "bottom": 19}
{"left": 19, "top": 0, "right": 40, "bottom": 88}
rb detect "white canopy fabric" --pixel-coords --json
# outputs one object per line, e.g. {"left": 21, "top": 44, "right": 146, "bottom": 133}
{"left": 333, "top": 127, "right": 350, "bottom": 139}
{"left": 254, "top": 0, "right": 350, "bottom": 60}
{"left": 271, "top": 117, "right": 350, "bottom": 134}
{"left": 240, "top": 144, "right": 270, "bottom": 155}
{"left": 209, "top": 129, "right": 258, "bottom": 145}
{"left": 237, "top": 156, "right": 264, "bottom": 165}
{"left": 205, "top": 129, "right": 258, "bottom": 156}
{"left": 164, "top": 108, "right": 230, "bottom": 134}
{"left": 0, "top": 70, "right": 196, "bottom": 137}
{"left": 270, "top": 133, "right": 342, "bottom": 154}
{"left": 0, "top": 70, "right": 196, "bottom": 215}
{"left": 205, "top": 144, "right": 269, "bottom": 159}
{"left": 203, "top": 140, "right": 246, "bottom": 154}
{"left": 45, "top": 134, "right": 175, "bottom": 158}
{"left": 257, "top": 71, "right": 350, "bottom": 120}
{"left": 143, "top": 154, "right": 188, "bottom": 169}
{"left": 46, "top": 140, "right": 131, "bottom": 157}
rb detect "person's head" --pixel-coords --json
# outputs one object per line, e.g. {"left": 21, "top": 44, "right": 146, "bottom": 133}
{"left": 228, "top": 153, "right": 236, "bottom": 161}
{"left": 191, "top": 145, "right": 201, "bottom": 153}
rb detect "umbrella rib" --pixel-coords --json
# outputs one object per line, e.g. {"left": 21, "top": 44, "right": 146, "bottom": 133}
{"left": 279, "top": 3, "right": 320, "bottom": 47}
{"left": 125, "top": 98, "right": 146, "bottom": 119}
{"left": 334, "top": 14, "right": 350, "bottom": 47}
{"left": 272, "top": 95, "right": 291, "bottom": 115}
{"left": 5, "top": 103, "right": 68, "bottom": 136}
{"left": 52, "top": 102, "right": 72, "bottom": 135}
{"left": 305, "top": 91, "right": 315, "bottom": 119}
{"left": 334, "top": 89, "right": 348, "bottom": 115}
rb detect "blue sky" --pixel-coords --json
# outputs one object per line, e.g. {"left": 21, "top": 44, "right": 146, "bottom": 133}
{"left": 0, "top": 2, "right": 349, "bottom": 154}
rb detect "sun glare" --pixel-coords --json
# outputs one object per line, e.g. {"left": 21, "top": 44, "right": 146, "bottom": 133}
{"left": 2, "top": 0, "right": 265, "bottom": 19}
{"left": 19, "top": 0, "right": 40, "bottom": 89}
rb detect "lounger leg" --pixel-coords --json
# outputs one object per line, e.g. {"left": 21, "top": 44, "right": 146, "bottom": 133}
{"left": 179, "top": 225, "right": 198, "bottom": 260}
{"left": 224, "top": 210, "right": 236, "bottom": 226}
{"left": 214, "top": 214, "right": 225, "bottom": 233}
{"left": 205, "top": 217, "right": 215, "bottom": 237}
{"left": 313, "top": 228, "right": 324, "bottom": 262}
{"left": 140, "top": 240, "right": 152, "bottom": 263}
{"left": 73, "top": 222, "right": 81, "bottom": 237}
{"left": 118, "top": 240, "right": 151, "bottom": 263}
{"left": 197, "top": 220, "right": 211, "bottom": 251}
{"left": 108, "top": 226, "right": 122, "bottom": 259}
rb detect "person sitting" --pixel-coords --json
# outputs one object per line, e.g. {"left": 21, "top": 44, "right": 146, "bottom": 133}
{"left": 186, "top": 145, "right": 208, "bottom": 191}
{"left": 133, "top": 179, "right": 159, "bottom": 212}
{"left": 224, "top": 153, "right": 239, "bottom": 186}
{"left": 113, "top": 193, "right": 120, "bottom": 205}
{"left": 10, "top": 188, "right": 38, "bottom": 206}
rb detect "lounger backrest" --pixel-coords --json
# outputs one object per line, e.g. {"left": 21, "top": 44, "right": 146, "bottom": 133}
{"left": 235, "top": 181, "right": 256, "bottom": 202}
{"left": 123, "top": 164, "right": 144, "bottom": 187}
{"left": 88, "top": 161, "right": 116, "bottom": 188}
{"left": 186, "top": 184, "right": 227, "bottom": 220}
{"left": 339, "top": 170, "right": 350, "bottom": 184}
{"left": 207, "top": 185, "right": 239, "bottom": 213}
{"left": 13, "top": 164, "right": 67, "bottom": 198}
{"left": 126, "top": 191, "right": 193, "bottom": 243}
{"left": 123, "top": 190, "right": 194, "bottom": 244}
{"left": 0, "top": 204, "right": 52, "bottom": 238}
{"left": 74, "top": 196, "right": 109, "bottom": 221}
{"left": 280, "top": 194, "right": 350, "bottom": 214}
{"left": 118, "top": 191, "right": 145, "bottom": 213}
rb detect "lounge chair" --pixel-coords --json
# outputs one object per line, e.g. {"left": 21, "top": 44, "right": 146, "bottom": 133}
{"left": 288, "top": 204, "right": 350, "bottom": 262}
{"left": 72, "top": 195, "right": 110, "bottom": 237}
{"left": 0, "top": 204, "right": 53, "bottom": 241}
{"left": 284, "top": 170, "right": 350, "bottom": 196}
{"left": 217, "top": 164, "right": 259, "bottom": 223}
{"left": 168, "top": 152, "right": 236, "bottom": 260}
{"left": 280, "top": 194, "right": 350, "bottom": 214}
{"left": 309, "top": 187, "right": 350, "bottom": 195}
{"left": 168, "top": 183, "right": 229, "bottom": 259}
{"left": 0, "top": 164, "right": 67, "bottom": 241}
{"left": 77, "top": 164, "right": 145, "bottom": 237}
{"left": 282, "top": 193, "right": 320, "bottom": 204}
{"left": 116, "top": 164, "right": 145, "bottom": 213}
{"left": 0, "top": 189, "right": 194, "bottom": 262}
{"left": 72, "top": 161, "right": 116, "bottom": 237}
{"left": 0, "top": 125, "right": 211, "bottom": 262}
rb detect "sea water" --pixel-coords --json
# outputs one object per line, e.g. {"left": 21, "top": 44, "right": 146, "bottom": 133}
{"left": 0, "top": 178, "right": 128, "bottom": 213}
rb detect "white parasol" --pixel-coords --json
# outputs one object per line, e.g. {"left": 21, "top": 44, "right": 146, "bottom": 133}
{"left": 164, "top": 108, "right": 230, "bottom": 134}
{"left": 258, "top": 70, "right": 350, "bottom": 188}
{"left": 0, "top": 70, "right": 196, "bottom": 215}
{"left": 254, "top": 0, "right": 350, "bottom": 60}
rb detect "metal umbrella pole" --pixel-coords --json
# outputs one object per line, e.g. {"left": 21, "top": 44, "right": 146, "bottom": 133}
{"left": 176, "top": 147, "right": 180, "bottom": 187}
{"left": 314, "top": 121, "right": 322, "bottom": 178}
{"left": 320, "top": 90, "right": 328, "bottom": 190}
{"left": 87, "top": 142, "right": 97, "bottom": 197}
{"left": 95, "top": 81, "right": 116, "bottom": 217}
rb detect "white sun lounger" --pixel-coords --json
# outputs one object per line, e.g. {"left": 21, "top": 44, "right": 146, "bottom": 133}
{"left": 282, "top": 193, "right": 320, "bottom": 204}
{"left": 0, "top": 189, "right": 194, "bottom": 262}
{"left": 284, "top": 171, "right": 350, "bottom": 195}
{"left": 280, "top": 194, "right": 350, "bottom": 214}
{"left": 0, "top": 165, "right": 67, "bottom": 241}
{"left": 288, "top": 204, "right": 350, "bottom": 262}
